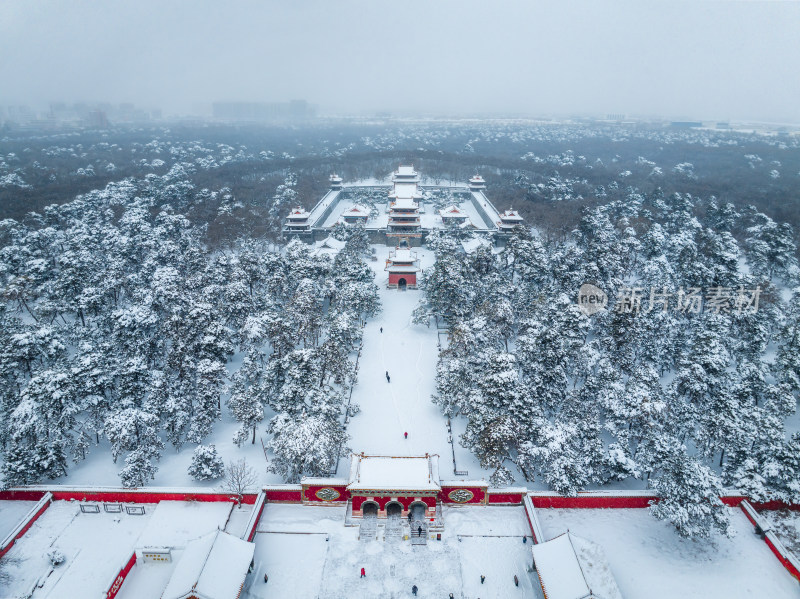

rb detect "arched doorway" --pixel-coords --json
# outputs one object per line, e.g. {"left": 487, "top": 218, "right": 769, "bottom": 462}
{"left": 386, "top": 502, "right": 402, "bottom": 519}
{"left": 361, "top": 501, "right": 379, "bottom": 518}
{"left": 409, "top": 501, "right": 427, "bottom": 520}
{"left": 398, "top": 278, "right": 407, "bottom": 290}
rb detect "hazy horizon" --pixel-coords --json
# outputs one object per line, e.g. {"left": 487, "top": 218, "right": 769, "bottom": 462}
{"left": 1, "top": 0, "right": 799, "bottom": 123}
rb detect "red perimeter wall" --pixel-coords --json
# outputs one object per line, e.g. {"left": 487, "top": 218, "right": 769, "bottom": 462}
{"left": 302, "top": 484, "right": 348, "bottom": 503}
{"left": 105, "top": 552, "right": 136, "bottom": 599}
{"left": 530, "top": 494, "right": 656, "bottom": 509}
{"left": 48, "top": 490, "right": 258, "bottom": 504}
{"left": 0, "top": 496, "right": 52, "bottom": 559}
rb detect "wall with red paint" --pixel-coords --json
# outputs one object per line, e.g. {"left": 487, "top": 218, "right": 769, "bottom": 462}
{"left": 487, "top": 492, "right": 524, "bottom": 505}
{"left": 388, "top": 273, "right": 416, "bottom": 286}
{"left": 264, "top": 488, "right": 303, "bottom": 503}
{"left": 48, "top": 489, "right": 258, "bottom": 504}
{"left": 105, "top": 552, "right": 136, "bottom": 599}
{"left": 0, "top": 493, "right": 52, "bottom": 560}
{"left": 440, "top": 485, "right": 488, "bottom": 505}
{"left": 529, "top": 493, "right": 656, "bottom": 509}
{"left": 302, "top": 485, "right": 348, "bottom": 503}
{"left": 0, "top": 489, "right": 47, "bottom": 501}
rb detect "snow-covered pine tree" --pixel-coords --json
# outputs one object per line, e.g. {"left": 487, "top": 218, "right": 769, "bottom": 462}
{"left": 188, "top": 445, "right": 226, "bottom": 481}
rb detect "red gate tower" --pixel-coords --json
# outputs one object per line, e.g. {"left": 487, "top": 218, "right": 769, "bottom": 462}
{"left": 386, "top": 247, "right": 420, "bottom": 289}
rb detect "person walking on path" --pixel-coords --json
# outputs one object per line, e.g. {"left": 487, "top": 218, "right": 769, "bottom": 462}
{"left": 407, "top": 512, "right": 412, "bottom": 524}
{"left": 404, "top": 431, "right": 408, "bottom": 439}
{"left": 264, "top": 573, "right": 268, "bottom": 583}
{"left": 417, "top": 525, "right": 422, "bottom": 537}
{"left": 380, "top": 327, "right": 383, "bottom": 333}
{"left": 386, "top": 371, "right": 391, "bottom": 383}
{"left": 514, "top": 574, "right": 519, "bottom": 587}
{"left": 480, "top": 574, "right": 485, "bottom": 584}
{"left": 411, "top": 584, "right": 418, "bottom": 596}
{"left": 360, "top": 567, "right": 366, "bottom": 578}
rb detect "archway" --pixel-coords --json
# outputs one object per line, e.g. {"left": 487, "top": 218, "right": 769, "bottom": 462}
{"left": 361, "top": 501, "right": 379, "bottom": 518}
{"left": 409, "top": 501, "right": 427, "bottom": 520}
{"left": 398, "top": 278, "right": 407, "bottom": 290}
{"left": 386, "top": 501, "right": 402, "bottom": 519}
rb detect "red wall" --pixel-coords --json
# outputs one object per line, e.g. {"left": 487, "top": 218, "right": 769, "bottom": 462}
{"left": 264, "top": 488, "right": 303, "bottom": 502}
{"left": 530, "top": 495, "right": 656, "bottom": 509}
{"left": 106, "top": 552, "right": 136, "bottom": 599}
{"left": 487, "top": 492, "right": 523, "bottom": 505}
{"left": 389, "top": 273, "right": 416, "bottom": 286}
{"left": 0, "top": 497, "right": 52, "bottom": 560}
{"left": 47, "top": 490, "right": 258, "bottom": 504}
{"left": 0, "top": 490, "right": 48, "bottom": 501}
{"left": 303, "top": 485, "right": 348, "bottom": 503}
{"left": 765, "top": 535, "right": 800, "bottom": 581}
{"left": 440, "top": 486, "right": 488, "bottom": 505}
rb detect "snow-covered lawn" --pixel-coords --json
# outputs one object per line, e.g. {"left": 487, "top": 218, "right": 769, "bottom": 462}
{"left": 536, "top": 507, "right": 800, "bottom": 599}
{"left": 243, "top": 502, "right": 540, "bottom": 599}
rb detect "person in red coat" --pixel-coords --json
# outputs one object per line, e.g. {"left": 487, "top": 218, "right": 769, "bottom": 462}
{"left": 360, "top": 567, "right": 366, "bottom": 578}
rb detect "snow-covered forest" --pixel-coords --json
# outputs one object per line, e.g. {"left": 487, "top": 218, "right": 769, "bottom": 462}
{"left": 0, "top": 172, "right": 379, "bottom": 487}
{"left": 415, "top": 195, "right": 800, "bottom": 537}
{"left": 1, "top": 121, "right": 799, "bottom": 539}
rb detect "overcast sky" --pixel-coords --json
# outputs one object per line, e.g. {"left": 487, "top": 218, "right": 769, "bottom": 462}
{"left": 1, "top": 0, "right": 798, "bottom": 122}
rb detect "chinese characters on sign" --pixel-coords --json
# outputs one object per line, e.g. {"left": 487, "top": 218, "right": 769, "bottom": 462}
{"left": 613, "top": 286, "right": 761, "bottom": 315}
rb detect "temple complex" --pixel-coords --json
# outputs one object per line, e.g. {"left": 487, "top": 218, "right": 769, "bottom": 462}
{"left": 283, "top": 165, "right": 522, "bottom": 246}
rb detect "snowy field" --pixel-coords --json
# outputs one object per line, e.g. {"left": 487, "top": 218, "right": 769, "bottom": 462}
{"left": 242, "top": 503, "right": 539, "bottom": 599}
{"left": 536, "top": 508, "right": 800, "bottom": 599}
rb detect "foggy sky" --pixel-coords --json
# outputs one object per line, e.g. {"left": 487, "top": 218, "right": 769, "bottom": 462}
{"left": 1, "top": 0, "right": 798, "bottom": 122}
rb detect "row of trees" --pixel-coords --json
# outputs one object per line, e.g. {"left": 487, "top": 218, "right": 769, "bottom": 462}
{"left": 415, "top": 191, "right": 800, "bottom": 537}
{"left": 0, "top": 173, "right": 379, "bottom": 487}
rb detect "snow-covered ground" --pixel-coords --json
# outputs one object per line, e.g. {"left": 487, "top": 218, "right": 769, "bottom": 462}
{"left": 243, "top": 502, "right": 539, "bottom": 599}
{"left": 339, "top": 245, "right": 493, "bottom": 482}
{"left": 536, "top": 507, "right": 800, "bottom": 599}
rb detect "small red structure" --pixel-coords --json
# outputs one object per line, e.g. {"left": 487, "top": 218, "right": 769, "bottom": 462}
{"left": 386, "top": 248, "right": 420, "bottom": 289}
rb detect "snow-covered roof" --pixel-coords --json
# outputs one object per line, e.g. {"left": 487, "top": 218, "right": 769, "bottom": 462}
{"left": 387, "top": 264, "right": 421, "bottom": 273}
{"left": 136, "top": 501, "right": 233, "bottom": 550}
{"left": 312, "top": 236, "right": 347, "bottom": 257}
{"left": 342, "top": 204, "right": 369, "bottom": 217}
{"left": 161, "top": 530, "right": 255, "bottom": 599}
{"left": 347, "top": 454, "right": 440, "bottom": 492}
{"left": 469, "top": 175, "right": 485, "bottom": 183}
{"left": 389, "top": 248, "right": 417, "bottom": 262}
{"left": 499, "top": 209, "right": 523, "bottom": 221}
{"left": 397, "top": 165, "right": 416, "bottom": 176}
{"left": 532, "top": 532, "right": 622, "bottom": 599}
{"left": 461, "top": 237, "right": 491, "bottom": 254}
{"left": 391, "top": 197, "right": 419, "bottom": 210}
{"left": 439, "top": 205, "right": 467, "bottom": 218}
{"left": 287, "top": 207, "right": 311, "bottom": 220}
{"left": 391, "top": 182, "right": 422, "bottom": 200}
